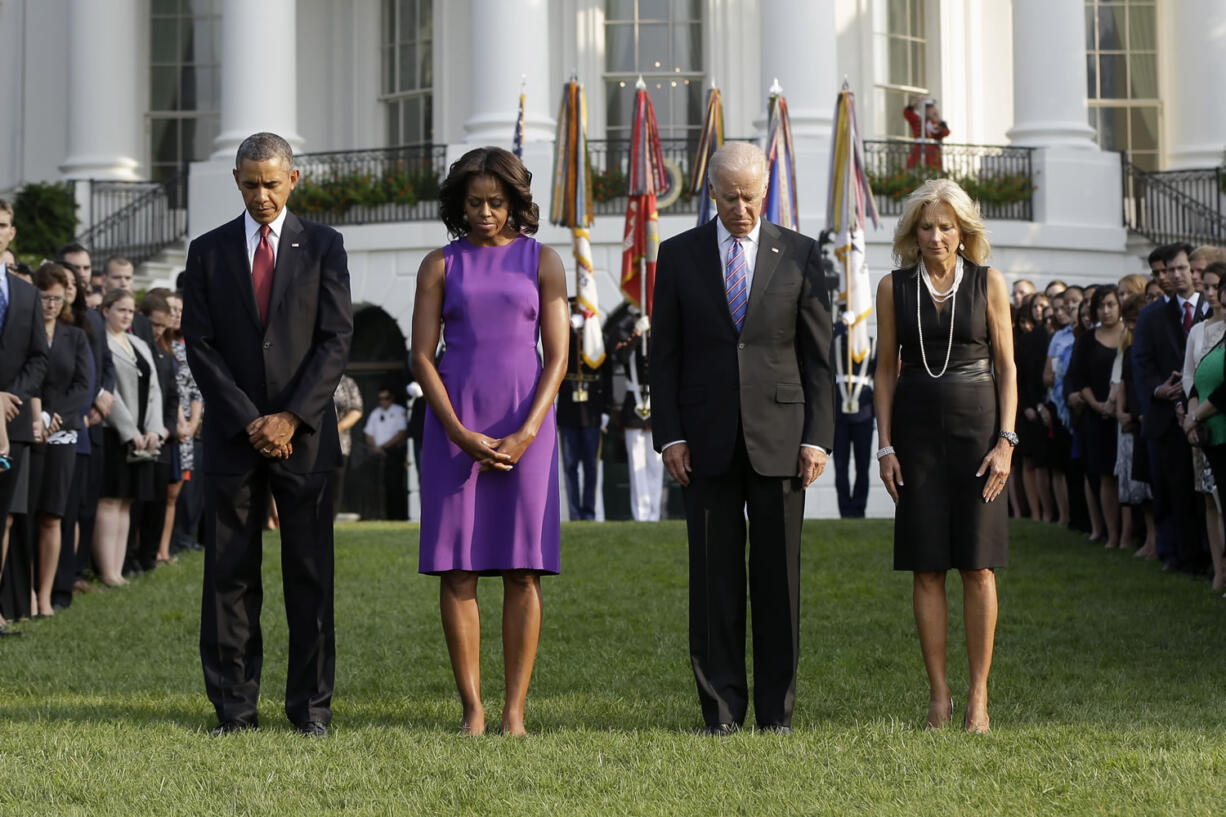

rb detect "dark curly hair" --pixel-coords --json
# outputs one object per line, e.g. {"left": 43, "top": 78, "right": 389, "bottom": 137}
{"left": 438, "top": 147, "right": 539, "bottom": 239}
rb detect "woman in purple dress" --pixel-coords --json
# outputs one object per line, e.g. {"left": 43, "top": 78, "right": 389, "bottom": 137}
{"left": 410, "top": 147, "right": 568, "bottom": 736}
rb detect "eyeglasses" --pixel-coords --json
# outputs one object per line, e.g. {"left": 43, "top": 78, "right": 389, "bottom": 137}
{"left": 40, "top": 295, "right": 64, "bottom": 305}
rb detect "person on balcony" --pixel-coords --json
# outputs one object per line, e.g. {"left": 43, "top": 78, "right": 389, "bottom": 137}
{"left": 903, "top": 96, "right": 950, "bottom": 171}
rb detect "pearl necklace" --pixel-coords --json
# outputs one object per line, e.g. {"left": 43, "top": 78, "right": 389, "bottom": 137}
{"left": 916, "top": 256, "right": 963, "bottom": 378}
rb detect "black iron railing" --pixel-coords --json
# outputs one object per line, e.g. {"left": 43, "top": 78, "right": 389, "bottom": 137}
{"left": 1122, "top": 160, "right": 1226, "bottom": 246}
{"left": 290, "top": 144, "right": 448, "bottom": 226}
{"left": 861, "top": 139, "right": 1035, "bottom": 221}
{"left": 76, "top": 168, "right": 190, "bottom": 266}
{"left": 586, "top": 138, "right": 711, "bottom": 217}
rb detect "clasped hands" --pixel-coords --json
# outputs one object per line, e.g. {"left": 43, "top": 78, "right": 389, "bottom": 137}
{"left": 454, "top": 427, "right": 534, "bottom": 472}
{"left": 247, "top": 411, "right": 300, "bottom": 460}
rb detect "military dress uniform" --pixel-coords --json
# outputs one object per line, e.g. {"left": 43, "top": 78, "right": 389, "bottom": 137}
{"left": 607, "top": 304, "right": 664, "bottom": 521}
{"left": 832, "top": 322, "right": 875, "bottom": 518}
{"left": 557, "top": 324, "right": 611, "bottom": 521}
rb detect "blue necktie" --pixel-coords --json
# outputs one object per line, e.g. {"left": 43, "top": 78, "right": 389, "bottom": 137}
{"left": 725, "top": 237, "right": 747, "bottom": 332}
{"left": 0, "top": 274, "right": 8, "bottom": 337}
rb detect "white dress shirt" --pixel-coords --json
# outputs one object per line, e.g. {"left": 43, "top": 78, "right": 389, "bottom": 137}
{"left": 715, "top": 217, "right": 762, "bottom": 297}
{"left": 364, "top": 404, "right": 408, "bottom": 448}
{"left": 244, "top": 207, "right": 289, "bottom": 271}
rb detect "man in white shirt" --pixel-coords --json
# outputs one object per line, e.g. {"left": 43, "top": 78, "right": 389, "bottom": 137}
{"left": 364, "top": 386, "right": 408, "bottom": 519}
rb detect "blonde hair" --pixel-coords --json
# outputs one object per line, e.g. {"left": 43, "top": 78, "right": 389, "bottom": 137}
{"left": 1117, "top": 272, "right": 1148, "bottom": 297}
{"left": 892, "top": 178, "right": 990, "bottom": 268}
{"left": 1191, "top": 245, "right": 1226, "bottom": 265}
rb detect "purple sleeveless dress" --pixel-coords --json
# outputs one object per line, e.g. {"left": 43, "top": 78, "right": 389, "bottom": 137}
{"left": 418, "top": 235, "right": 561, "bottom": 575}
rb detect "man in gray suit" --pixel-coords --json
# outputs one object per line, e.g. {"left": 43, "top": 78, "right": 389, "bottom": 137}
{"left": 650, "top": 142, "right": 834, "bottom": 735}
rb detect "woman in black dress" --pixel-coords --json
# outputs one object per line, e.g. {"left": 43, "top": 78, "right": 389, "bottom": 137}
{"left": 32, "top": 263, "right": 91, "bottom": 616}
{"left": 875, "top": 179, "right": 1017, "bottom": 733}
{"left": 1016, "top": 292, "right": 1053, "bottom": 521}
{"left": 1066, "top": 285, "right": 1123, "bottom": 548}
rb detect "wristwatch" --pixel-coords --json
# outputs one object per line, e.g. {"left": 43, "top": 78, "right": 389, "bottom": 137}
{"left": 998, "top": 430, "right": 1019, "bottom": 447}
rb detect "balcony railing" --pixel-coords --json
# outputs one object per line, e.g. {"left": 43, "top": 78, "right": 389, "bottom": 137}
{"left": 76, "top": 168, "right": 190, "bottom": 266}
{"left": 1122, "top": 160, "right": 1226, "bottom": 246}
{"left": 861, "top": 139, "right": 1035, "bottom": 221}
{"left": 290, "top": 144, "right": 448, "bottom": 227}
{"left": 587, "top": 137, "right": 711, "bottom": 217}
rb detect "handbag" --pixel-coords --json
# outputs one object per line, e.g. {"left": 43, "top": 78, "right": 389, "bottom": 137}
{"left": 126, "top": 442, "right": 160, "bottom": 464}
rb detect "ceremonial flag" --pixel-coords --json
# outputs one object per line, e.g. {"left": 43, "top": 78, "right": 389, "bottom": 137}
{"left": 620, "top": 78, "right": 666, "bottom": 318}
{"left": 826, "top": 84, "right": 880, "bottom": 376}
{"left": 763, "top": 79, "right": 798, "bottom": 230}
{"left": 512, "top": 77, "right": 526, "bottom": 159}
{"left": 549, "top": 77, "right": 603, "bottom": 367}
{"left": 690, "top": 86, "right": 724, "bottom": 227}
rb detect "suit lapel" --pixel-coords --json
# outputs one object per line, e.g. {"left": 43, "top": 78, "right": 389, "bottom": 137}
{"left": 693, "top": 221, "right": 737, "bottom": 333}
{"left": 268, "top": 210, "right": 305, "bottom": 325}
{"left": 744, "top": 220, "right": 784, "bottom": 329}
{"left": 222, "top": 215, "right": 262, "bottom": 330}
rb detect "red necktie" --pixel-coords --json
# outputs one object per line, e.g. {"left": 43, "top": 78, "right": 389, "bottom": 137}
{"left": 252, "top": 224, "right": 274, "bottom": 325}
{"left": 1183, "top": 300, "right": 1194, "bottom": 335}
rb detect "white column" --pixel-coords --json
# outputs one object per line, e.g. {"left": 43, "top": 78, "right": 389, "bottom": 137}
{"left": 211, "top": 0, "right": 303, "bottom": 159}
{"left": 758, "top": 0, "right": 838, "bottom": 232}
{"left": 463, "top": 0, "right": 554, "bottom": 145}
{"left": 60, "top": 0, "right": 142, "bottom": 180}
{"left": 1006, "top": 0, "right": 1096, "bottom": 149}
{"left": 1165, "top": 0, "right": 1226, "bottom": 168}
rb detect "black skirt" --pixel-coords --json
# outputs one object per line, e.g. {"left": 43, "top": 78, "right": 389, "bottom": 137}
{"left": 892, "top": 361, "right": 1009, "bottom": 571}
{"left": 34, "top": 443, "right": 77, "bottom": 518}
{"left": 99, "top": 428, "right": 155, "bottom": 502}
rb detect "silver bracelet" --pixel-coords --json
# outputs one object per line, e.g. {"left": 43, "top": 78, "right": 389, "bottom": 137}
{"left": 875, "top": 446, "right": 896, "bottom": 461}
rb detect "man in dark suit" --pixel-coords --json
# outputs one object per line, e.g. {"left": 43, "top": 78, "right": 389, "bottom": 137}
{"left": 1133, "top": 242, "right": 1209, "bottom": 573}
{"left": 650, "top": 142, "right": 834, "bottom": 735}
{"left": 182, "top": 132, "right": 353, "bottom": 737}
{"left": 0, "top": 199, "right": 50, "bottom": 633}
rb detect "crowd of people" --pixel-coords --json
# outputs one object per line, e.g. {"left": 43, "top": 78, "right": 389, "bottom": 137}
{"left": 1008, "top": 242, "right": 1224, "bottom": 593}
{"left": 0, "top": 214, "right": 207, "bottom": 635}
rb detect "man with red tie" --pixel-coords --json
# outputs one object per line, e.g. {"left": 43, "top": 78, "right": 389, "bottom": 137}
{"left": 1133, "top": 243, "right": 1209, "bottom": 574}
{"left": 182, "top": 132, "right": 353, "bottom": 738}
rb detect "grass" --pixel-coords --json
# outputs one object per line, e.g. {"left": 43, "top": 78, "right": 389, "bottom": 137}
{"left": 1, "top": 519, "right": 1224, "bottom": 816}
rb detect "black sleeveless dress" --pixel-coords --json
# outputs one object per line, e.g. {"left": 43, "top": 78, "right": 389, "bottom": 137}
{"left": 891, "top": 261, "right": 1009, "bottom": 571}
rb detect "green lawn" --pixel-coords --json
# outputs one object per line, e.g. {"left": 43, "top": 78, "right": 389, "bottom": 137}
{"left": 1, "top": 519, "right": 1223, "bottom": 816}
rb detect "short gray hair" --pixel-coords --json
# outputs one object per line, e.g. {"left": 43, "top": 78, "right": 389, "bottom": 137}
{"left": 709, "top": 142, "right": 767, "bottom": 188}
{"left": 235, "top": 132, "right": 294, "bottom": 170}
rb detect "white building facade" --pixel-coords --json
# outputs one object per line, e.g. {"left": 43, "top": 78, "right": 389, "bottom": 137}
{"left": 1, "top": 0, "right": 1222, "bottom": 517}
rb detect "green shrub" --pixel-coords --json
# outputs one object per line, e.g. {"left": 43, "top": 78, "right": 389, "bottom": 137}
{"left": 13, "top": 181, "right": 79, "bottom": 260}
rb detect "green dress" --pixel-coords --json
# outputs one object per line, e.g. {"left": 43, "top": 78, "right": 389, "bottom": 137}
{"left": 1195, "top": 344, "right": 1226, "bottom": 447}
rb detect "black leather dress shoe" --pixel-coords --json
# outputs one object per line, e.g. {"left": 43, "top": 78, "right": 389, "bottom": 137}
{"left": 758, "top": 723, "right": 793, "bottom": 735}
{"left": 208, "top": 720, "right": 257, "bottom": 737}
{"left": 703, "top": 723, "right": 740, "bottom": 737}
{"left": 295, "top": 721, "right": 328, "bottom": 738}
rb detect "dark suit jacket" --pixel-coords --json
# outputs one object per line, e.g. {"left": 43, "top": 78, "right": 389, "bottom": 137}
{"left": 0, "top": 273, "right": 49, "bottom": 443}
{"left": 182, "top": 211, "right": 353, "bottom": 475}
{"left": 650, "top": 219, "right": 834, "bottom": 477}
{"left": 41, "top": 322, "right": 92, "bottom": 432}
{"left": 1132, "top": 294, "right": 1207, "bottom": 439}
{"left": 85, "top": 308, "right": 116, "bottom": 447}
